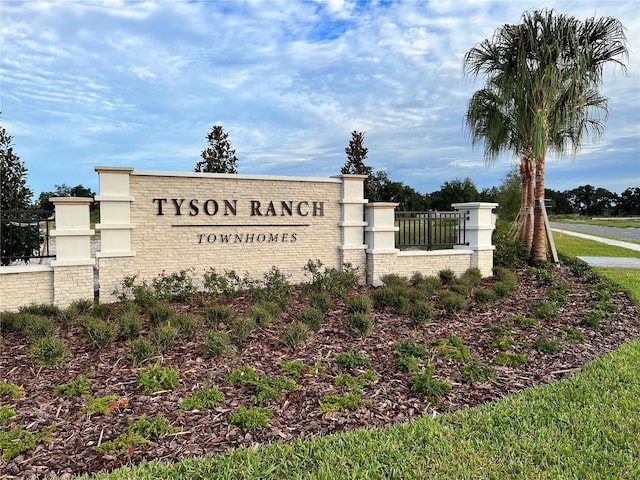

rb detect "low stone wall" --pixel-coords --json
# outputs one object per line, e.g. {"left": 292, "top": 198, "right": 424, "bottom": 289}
{"left": 0, "top": 266, "right": 54, "bottom": 311}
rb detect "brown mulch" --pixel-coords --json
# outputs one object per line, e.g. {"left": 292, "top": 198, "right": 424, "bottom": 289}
{"left": 1, "top": 264, "right": 639, "bottom": 479}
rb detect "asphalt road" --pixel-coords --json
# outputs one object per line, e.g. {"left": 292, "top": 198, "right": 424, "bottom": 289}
{"left": 549, "top": 222, "right": 640, "bottom": 242}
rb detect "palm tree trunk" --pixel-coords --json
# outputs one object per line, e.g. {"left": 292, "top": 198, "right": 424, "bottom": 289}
{"left": 531, "top": 153, "right": 548, "bottom": 262}
{"left": 518, "top": 159, "right": 535, "bottom": 251}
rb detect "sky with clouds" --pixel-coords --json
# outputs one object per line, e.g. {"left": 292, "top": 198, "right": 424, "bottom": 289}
{"left": 1, "top": 0, "right": 638, "bottom": 200}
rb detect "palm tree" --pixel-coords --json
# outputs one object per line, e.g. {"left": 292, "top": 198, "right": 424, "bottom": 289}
{"left": 464, "top": 9, "right": 627, "bottom": 261}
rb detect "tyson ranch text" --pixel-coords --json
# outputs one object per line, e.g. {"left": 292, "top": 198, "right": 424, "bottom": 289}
{"left": 153, "top": 199, "right": 325, "bottom": 217}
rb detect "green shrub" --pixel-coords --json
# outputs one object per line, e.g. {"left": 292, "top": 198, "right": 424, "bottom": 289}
{"left": 80, "top": 317, "right": 117, "bottom": 349}
{"left": 533, "top": 300, "right": 557, "bottom": 320}
{"left": 410, "top": 367, "right": 451, "bottom": 401}
{"left": 152, "top": 269, "right": 197, "bottom": 301}
{"left": 380, "top": 274, "right": 407, "bottom": 287}
{"left": 0, "top": 312, "right": 25, "bottom": 332}
{"left": 370, "top": 286, "right": 410, "bottom": 311}
{"left": 491, "top": 281, "right": 517, "bottom": 299}
{"left": 394, "top": 355, "right": 419, "bottom": 373}
{"left": 410, "top": 274, "right": 442, "bottom": 295}
{"left": 334, "top": 371, "right": 377, "bottom": 393}
{"left": 29, "top": 337, "right": 69, "bottom": 366}
{"left": 226, "top": 364, "right": 259, "bottom": 385}
{"left": 307, "top": 290, "right": 332, "bottom": 313}
{"left": 580, "top": 310, "right": 604, "bottom": 329}
{"left": 0, "top": 406, "right": 16, "bottom": 426}
{"left": 229, "top": 407, "right": 273, "bottom": 430}
{"left": 319, "top": 392, "right": 364, "bottom": 412}
{"left": 560, "top": 327, "right": 586, "bottom": 342}
{"left": 150, "top": 325, "right": 178, "bottom": 352}
{"left": 244, "top": 305, "right": 275, "bottom": 328}
{"left": 410, "top": 300, "right": 434, "bottom": 326}
{"left": 299, "top": 306, "right": 324, "bottom": 331}
{"left": 90, "top": 303, "right": 113, "bottom": 320}
{"left": 438, "top": 268, "right": 456, "bottom": 284}
{"left": 118, "top": 310, "right": 142, "bottom": 340}
{"left": 474, "top": 287, "right": 497, "bottom": 307}
{"left": 462, "top": 360, "right": 497, "bottom": 381}
{"left": 203, "top": 268, "right": 247, "bottom": 298}
{"left": 203, "top": 304, "right": 234, "bottom": 326}
{"left": 249, "top": 266, "right": 292, "bottom": 310}
{"left": 346, "top": 294, "right": 373, "bottom": 315}
{"left": 533, "top": 337, "right": 562, "bottom": 354}
{"left": 439, "top": 290, "right": 466, "bottom": 315}
{"left": 280, "top": 321, "right": 309, "bottom": 348}
{"left": 70, "top": 299, "right": 94, "bottom": 314}
{"left": 95, "top": 414, "right": 176, "bottom": 457}
{"left": 202, "top": 330, "right": 230, "bottom": 358}
{"left": 0, "top": 423, "right": 56, "bottom": 462}
{"left": 303, "top": 259, "right": 359, "bottom": 299}
{"left": 493, "top": 224, "right": 529, "bottom": 269}
{"left": 137, "top": 364, "right": 180, "bottom": 394}
{"left": 147, "top": 303, "right": 176, "bottom": 328}
{"left": 448, "top": 280, "right": 470, "bottom": 296}
{"left": 128, "top": 338, "right": 157, "bottom": 365}
{"left": 432, "top": 336, "right": 471, "bottom": 361}
{"left": 253, "top": 376, "right": 300, "bottom": 405}
{"left": 394, "top": 340, "right": 429, "bottom": 358}
{"left": 54, "top": 375, "right": 90, "bottom": 397}
{"left": 231, "top": 316, "right": 256, "bottom": 343}
{"left": 179, "top": 387, "right": 224, "bottom": 411}
{"left": 344, "top": 312, "right": 374, "bottom": 337}
{"left": 132, "top": 283, "right": 157, "bottom": 307}
{"left": 335, "top": 350, "right": 372, "bottom": 369}
{"left": 509, "top": 314, "right": 538, "bottom": 328}
{"left": 493, "top": 352, "right": 528, "bottom": 367}
{"left": 493, "top": 267, "right": 517, "bottom": 286}
{"left": 280, "top": 360, "right": 306, "bottom": 377}
{"left": 486, "top": 334, "right": 516, "bottom": 351}
{"left": 19, "top": 303, "right": 60, "bottom": 317}
{"left": 23, "top": 314, "right": 57, "bottom": 339}
{"left": 174, "top": 313, "right": 202, "bottom": 338}
{"left": 81, "top": 395, "right": 119, "bottom": 416}
{"left": 0, "top": 383, "right": 24, "bottom": 399}
{"left": 460, "top": 267, "right": 482, "bottom": 287}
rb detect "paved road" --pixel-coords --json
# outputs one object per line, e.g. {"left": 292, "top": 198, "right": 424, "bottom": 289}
{"left": 549, "top": 222, "right": 640, "bottom": 242}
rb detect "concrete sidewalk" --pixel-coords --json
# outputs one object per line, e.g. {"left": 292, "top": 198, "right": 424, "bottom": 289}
{"left": 551, "top": 228, "right": 640, "bottom": 268}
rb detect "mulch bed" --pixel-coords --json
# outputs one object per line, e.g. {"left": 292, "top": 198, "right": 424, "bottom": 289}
{"left": 1, "top": 264, "right": 639, "bottom": 479}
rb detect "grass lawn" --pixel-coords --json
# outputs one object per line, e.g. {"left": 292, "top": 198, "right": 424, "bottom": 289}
{"left": 75, "top": 235, "right": 640, "bottom": 479}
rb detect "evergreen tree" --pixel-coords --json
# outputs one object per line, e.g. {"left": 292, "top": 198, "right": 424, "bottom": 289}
{"left": 341, "top": 131, "right": 372, "bottom": 176}
{"left": 1, "top": 113, "right": 39, "bottom": 265}
{"left": 195, "top": 125, "right": 238, "bottom": 173}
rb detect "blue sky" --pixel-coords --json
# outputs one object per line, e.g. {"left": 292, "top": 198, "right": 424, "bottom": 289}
{"left": 1, "top": 0, "right": 638, "bottom": 199}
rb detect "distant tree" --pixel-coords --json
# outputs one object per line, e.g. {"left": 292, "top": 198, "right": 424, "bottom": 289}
{"left": 37, "top": 184, "right": 96, "bottom": 212}
{"left": 567, "top": 185, "right": 617, "bottom": 216}
{"left": 0, "top": 113, "right": 39, "bottom": 265}
{"left": 341, "top": 131, "right": 372, "bottom": 177}
{"left": 544, "top": 188, "right": 573, "bottom": 215}
{"left": 366, "top": 170, "right": 430, "bottom": 211}
{"left": 615, "top": 187, "right": 640, "bottom": 216}
{"left": 195, "top": 125, "right": 238, "bottom": 173}
{"left": 430, "top": 178, "right": 479, "bottom": 211}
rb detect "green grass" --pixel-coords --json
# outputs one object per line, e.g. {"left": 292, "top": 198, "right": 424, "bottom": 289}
{"left": 551, "top": 215, "right": 640, "bottom": 230}
{"left": 73, "top": 233, "right": 640, "bottom": 479}
{"left": 552, "top": 231, "right": 640, "bottom": 259}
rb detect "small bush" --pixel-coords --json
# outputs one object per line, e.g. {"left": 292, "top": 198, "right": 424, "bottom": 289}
{"left": 410, "top": 367, "right": 451, "bottom": 401}
{"left": 150, "top": 325, "right": 178, "bottom": 352}
{"left": 410, "top": 274, "right": 442, "bottom": 295}
{"left": 510, "top": 314, "right": 538, "bottom": 328}
{"left": 334, "top": 371, "right": 377, "bottom": 393}
{"left": 448, "top": 281, "right": 470, "bottom": 296}
{"left": 253, "top": 376, "right": 300, "bottom": 405}
{"left": 462, "top": 360, "right": 497, "bottom": 381}
{"left": 152, "top": 269, "right": 197, "bottom": 301}
{"left": 410, "top": 300, "right": 434, "bottom": 326}
{"left": 203, "top": 268, "right": 247, "bottom": 298}
{"left": 90, "top": 303, "right": 113, "bottom": 320}
{"left": 0, "top": 406, "right": 16, "bottom": 426}
{"left": 493, "top": 225, "right": 529, "bottom": 269}
{"left": 179, "top": 386, "right": 224, "bottom": 410}
{"left": 118, "top": 310, "right": 142, "bottom": 340}
{"left": 319, "top": 392, "right": 364, "bottom": 412}
{"left": 128, "top": 338, "right": 157, "bottom": 365}
{"left": 226, "top": 364, "right": 259, "bottom": 385}
{"left": 0, "top": 312, "right": 25, "bottom": 332}
{"left": 0, "top": 383, "right": 24, "bottom": 399}
{"left": 229, "top": 407, "right": 273, "bottom": 430}
{"left": 460, "top": 267, "right": 482, "bottom": 287}
{"left": 280, "top": 322, "right": 309, "bottom": 348}
{"left": 19, "top": 303, "right": 60, "bottom": 318}
{"left": 439, "top": 291, "right": 466, "bottom": 315}
{"left": 280, "top": 360, "right": 306, "bottom": 377}
{"left": 493, "top": 352, "right": 527, "bottom": 367}
{"left": 147, "top": 303, "right": 176, "bottom": 327}
{"left": 299, "top": 306, "right": 324, "bottom": 331}
{"left": 95, "top": 414, "right": 175, "bottom": 457}
{"left": 0, "top": 423, "right": 56, "bottom": 462}
{"left": 336, "top": 350, "right": 372, "bottom": 369}
{"left": 174, "top": 313, "right": 202, "bottom": 338}
{"left": 560, "top": 327, "right": 586, "bottom": 342}
{"left": 580, "top": 311, "right": 604, "bottom": 329}
{"left": 54, "top": 375, "right": 90, "bottom": 397}
{"left": 344, "top": 312, "right": 374, "bottom": 337}
{"left": 394, "top": 341, "right": 429, "bottom": 358}
{"left": 308, "top": 290, "right": 332, "bottom": 313}
{"left": 493, "top": 267, "right": 517, "bottom": 286}
{"left": 303, "top": 259, "right": 359, "bottom": 299}
{"left": 370, "top": 286, "right": 410, "bottom": 311}
{"left": 70, "top": 299, "right": 94, "bottom": 314}
{"left": 231, "top": 316, "right": 256, "bottom": 343}
{"left": 29, "top": 337, "right": 69, "bottom": 366}
{"left": 202, "top": 330, "right": 230, "bottom": 357}
{"left": 491, "top": 281, "right": 517, "bottom": 299}
{"left": 137, "top": 364, "right": 180, "bottom": 394}
{"left": 432, "top": 336, "right": 471, "bottom": 362}
{"left": 80, "top": 317, "right": 118, "bottom": 349}
{"left": 380, "top": 274, "right": 407, "bottom": 287}
{"left": 394, "top": 355, "right": 419, "bottom": 373}
{"left": 533, "top": 337, "right": 562, "bottom": 354}
{"left": 244, "top": 305, "right": 275, "bottom": 328}
{"left": 438, "top": 268, "right": 456, "bottom": 284}
{"left": 249, "top": 266, "right": 292, "bottom": 310}
{"left": 474, "top": 287, "right": 497, "bottom": 307}
{"left": 203, "top": 305, "right": 234, "bottom": 327}
{"left": 81, "top": 395, "right": 119, "bottom": 416}
{"left": 23, "top": 315, "right": 57, "bottom": 339}
{"left": 346, "top": 294, "right": 373, "bottom": 315}
{"left": 533, "top": 300, "right": 557, "bottom": 320}
{"left": 486, "top": 334, "right": 516, "bottom": 351}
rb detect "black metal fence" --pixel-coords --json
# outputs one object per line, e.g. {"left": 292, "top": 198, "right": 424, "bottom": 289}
{"left": 395, "top": 210, "right": 467, "bottom": 250}
{"left": 0, "top": 209, "right": 54, "bottom": 265}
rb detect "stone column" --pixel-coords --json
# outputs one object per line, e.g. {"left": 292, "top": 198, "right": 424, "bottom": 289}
{"left": 50, "top": 197, "right": 95, "bottom": 308}
{"left": 451, "top": 202, "right": 498, "bottom": 277}
{"left": 364, "top": 202, "right": 399, "bottom": 286}
{"left": 94, "top": 166, "right": 136, "bottom": 303}
{"left": 336, "top": 174, "right": 368, "bottom": 280}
